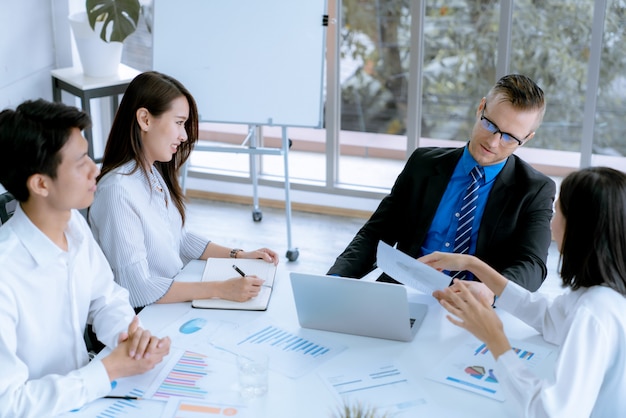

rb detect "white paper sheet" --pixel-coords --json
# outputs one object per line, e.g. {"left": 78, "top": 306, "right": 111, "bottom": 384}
{"left": 161, "top": 398, "right": 250, "bottom": 418}
{"left": 212, "top": 317, "right": 347, "bottom": 378}
{"left": 319, "top": 362, "right": 427, "bottom": 416}
{"left": 57, "top": 394, "right": 166, "bottom": 418}
{"left": 376, "top": 241, "right": 451, "bottom": 293}
{"left": 426, "top": 338, "right": 555, "bottom": 401}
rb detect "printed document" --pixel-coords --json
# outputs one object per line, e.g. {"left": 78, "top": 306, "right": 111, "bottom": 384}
{"left": 376, "top": 241, "right": 450, "bottom": 293}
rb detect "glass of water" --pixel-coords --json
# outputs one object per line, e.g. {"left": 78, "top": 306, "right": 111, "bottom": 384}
{"left": 237, "top": 350, "right": 269, "bottom": 399}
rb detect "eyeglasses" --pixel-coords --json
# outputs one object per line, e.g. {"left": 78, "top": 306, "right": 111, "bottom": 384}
{"left": 480, "top": 104, "right": 528, "bottom": 147}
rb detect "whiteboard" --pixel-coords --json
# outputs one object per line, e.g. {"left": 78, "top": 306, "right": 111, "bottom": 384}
{"left": 152, "top": 0, "right": 327, "bottom": 128}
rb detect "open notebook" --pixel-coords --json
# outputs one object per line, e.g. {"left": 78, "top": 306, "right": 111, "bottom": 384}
{"left": 191, "top": 258, "right": 277, "bottom": 310}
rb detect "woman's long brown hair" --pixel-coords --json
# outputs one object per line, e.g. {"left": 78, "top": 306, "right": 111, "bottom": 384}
{"left": 98, "top": 71, "right": 199, "bottom": 223}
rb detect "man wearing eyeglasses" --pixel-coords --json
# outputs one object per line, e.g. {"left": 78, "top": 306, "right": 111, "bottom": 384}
{"left": 328, "top": 74, "right": 556, "bottom": 304}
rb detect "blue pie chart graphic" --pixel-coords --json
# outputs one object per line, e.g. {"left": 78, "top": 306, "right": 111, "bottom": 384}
{"left": 179, "top": 318, "right": 207, "bottom": 334}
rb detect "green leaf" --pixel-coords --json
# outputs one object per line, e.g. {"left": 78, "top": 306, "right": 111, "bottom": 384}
{"left": 86, "top": 0, "right": 141, "bottom": 43}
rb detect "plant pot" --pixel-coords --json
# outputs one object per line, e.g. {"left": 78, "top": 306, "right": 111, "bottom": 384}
{"left": 69, "top": 12, "right": 123, "bottom": 78}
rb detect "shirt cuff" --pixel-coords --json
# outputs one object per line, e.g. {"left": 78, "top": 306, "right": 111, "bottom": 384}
{"left": 495, "top": 280, "right": 526, "bottom": 312}
{"left": 496, "top": 348, "right": 519, "bottom": 366}
{"left": 80, "top": 359, "right": 115, "bottom": 400}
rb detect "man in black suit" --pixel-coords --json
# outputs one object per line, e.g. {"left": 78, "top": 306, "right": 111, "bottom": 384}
{"left": 328, "top": 74, "right": 556, "bottom": 303}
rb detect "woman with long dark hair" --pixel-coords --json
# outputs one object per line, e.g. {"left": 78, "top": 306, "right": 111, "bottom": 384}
{"left": 420, "top": 166, "right": 626, "bottom": 416}
{"left": 90, "top": 71, "right": 278, "bottom": 309}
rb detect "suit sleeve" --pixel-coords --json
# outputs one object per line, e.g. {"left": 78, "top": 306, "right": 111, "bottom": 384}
{"left": 498, "top": 174, "right": 555, "bottom": 291}
{"left": 327, "top": 152, "right": 422, "bottom": 278}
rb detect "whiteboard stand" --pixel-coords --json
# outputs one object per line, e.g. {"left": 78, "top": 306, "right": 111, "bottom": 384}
{"left": 153, "top": 0, "right": 327, "bottom": 263}
{"left": 182, "top": 125, "right": 299, "bottom": 262}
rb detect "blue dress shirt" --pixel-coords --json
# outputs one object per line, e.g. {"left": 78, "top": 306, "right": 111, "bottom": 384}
{"left": 421, "top": 146, "right": 505, "bottom": 279}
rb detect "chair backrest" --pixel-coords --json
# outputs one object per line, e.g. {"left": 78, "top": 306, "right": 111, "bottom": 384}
{"left": 0, "top": 192, "right": 17, "bottom": 224}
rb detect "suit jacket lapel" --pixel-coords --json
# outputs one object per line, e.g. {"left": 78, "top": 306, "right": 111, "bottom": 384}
{"left": 477, "top": 156, "right": 515, "bottom": 254}
{"left": 407, "top": 148, "right": 462, "bottom": 256}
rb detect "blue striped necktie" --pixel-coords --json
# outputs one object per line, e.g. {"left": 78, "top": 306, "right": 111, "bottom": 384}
{"left": 450, "top": 166, "right": 484, "bottom": 280}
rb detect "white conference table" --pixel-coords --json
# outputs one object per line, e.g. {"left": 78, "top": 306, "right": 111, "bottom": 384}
{"left": 128, "top": 260, "right": 558, "bottom": 418}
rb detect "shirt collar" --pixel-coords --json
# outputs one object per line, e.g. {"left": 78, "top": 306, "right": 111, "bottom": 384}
{"left": 10, "top": 204, "right": 83, "bottom": 266}
{"left": 461, "top": 146, "right": 506, "bottom": 183}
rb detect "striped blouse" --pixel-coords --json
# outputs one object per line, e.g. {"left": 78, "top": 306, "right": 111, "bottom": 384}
{"left": 89, "top": 161, "right": 208, "bottom": 307}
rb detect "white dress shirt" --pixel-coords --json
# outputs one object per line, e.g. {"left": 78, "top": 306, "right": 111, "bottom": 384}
{"left": 496, "top": 281, "right": 626, "bottom": 417}
{"left": 0, "top": 206, "right": 135, "bottom": 417}
{"left": 89, "top": 161, "right": 208, "bottom": 307}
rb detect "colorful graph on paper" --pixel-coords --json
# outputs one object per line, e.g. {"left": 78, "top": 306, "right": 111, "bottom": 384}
{"left": 427, "top": 339, "right": 554, "bottom": 401}
{"left": 154, "top": 310, "right": 238, "bottom": 354}
{"left": 146, "top": 350, "right": 212, "bottom": 400}
{"left": 57, "top": 388, "right": 166, "bottom": 418}
{"left": 161, "top": 399, "right": 250, "bottom": 417}
{"left": 96, "top": 389, "right": 147, "bottom": 418}
{"left": 474, "top": 342, "right": 536, "bottom": 361}
{"left": 240, "top": 325, "right": 331, "bottom": 357}
{"left": 320, "top": 363, "right": 426, "bottom": 416}
{"left": 214, "top": 318, "right": 346, "bottom": 378}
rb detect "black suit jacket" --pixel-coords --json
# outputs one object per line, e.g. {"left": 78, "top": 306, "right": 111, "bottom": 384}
{"left": 327, "top": 147, "right": 556, "bottom": 291}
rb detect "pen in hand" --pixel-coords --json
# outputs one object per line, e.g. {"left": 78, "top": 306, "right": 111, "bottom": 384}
{"left": 233, "top": 264, "right": 271, "bottom": 289}
{"left": 232, "top": 264, "right": 246, "bottom": 277}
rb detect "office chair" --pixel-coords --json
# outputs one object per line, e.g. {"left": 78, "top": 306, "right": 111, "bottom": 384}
{"left": 0, "top": 192, "right": 16, "bottom": 224}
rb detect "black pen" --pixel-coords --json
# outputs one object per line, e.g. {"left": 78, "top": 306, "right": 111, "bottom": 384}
{"left": 232, "top": 264, "right": 246, "bottom": 277}
{"left": 104, "top": 395, "right": 142, "bottom": 400}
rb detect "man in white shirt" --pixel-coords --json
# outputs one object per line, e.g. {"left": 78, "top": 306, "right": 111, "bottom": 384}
{"left": 0, "top": 99, "right": 171, "bottom": 417}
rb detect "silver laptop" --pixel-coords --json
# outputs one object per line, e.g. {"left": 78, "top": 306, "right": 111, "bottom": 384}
{"left": 290, "top": 272, "right": 428, "bottom": 342}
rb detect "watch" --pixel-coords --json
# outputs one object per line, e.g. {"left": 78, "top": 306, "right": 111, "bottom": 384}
{"left": 230, "top": 248, "right": 243, "bottom": 258}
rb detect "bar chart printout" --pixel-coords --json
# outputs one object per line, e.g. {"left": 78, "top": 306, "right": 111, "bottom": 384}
{"left": 57, "top": 388, "right": 166, "bottom": 418}
{"left": 145, "top": 349, "right": 214, "bottom": 400}
{"left": 427, "top": 339, "right": 554, "bottom": 401}
{"left": 215, "top": 319, "right": 346, "bottom": 378}
{"left": 320, "top": 363, "right": 427, "bottom": 416}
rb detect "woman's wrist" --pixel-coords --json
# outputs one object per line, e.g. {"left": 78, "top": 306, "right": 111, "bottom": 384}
{"left": 229, "top": 248, "right": 243, "bottom": 259}
{"left": 487, "top": 334, "right": 511, "bottom": 360}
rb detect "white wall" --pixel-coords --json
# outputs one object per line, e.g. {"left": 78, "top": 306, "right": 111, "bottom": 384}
{"left": 0, "top": 0, "right": 114, "bottom": 180}
{"left": 0, "top": 1, "right": 69, "bottom": 191}
{"left": 0, "top": 0, "right": 73, "bottom": 109}
{"left": 0, "top": 0, "right": 94, "bottom": 109}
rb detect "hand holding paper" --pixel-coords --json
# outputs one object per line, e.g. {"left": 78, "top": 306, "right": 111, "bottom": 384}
{"left": 376, "top": 241, "right": 450, "bottom": 294}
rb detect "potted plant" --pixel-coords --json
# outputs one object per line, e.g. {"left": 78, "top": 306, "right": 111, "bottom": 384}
{"left": 86, "top": 0, "right": 141, "bottom": 43}
{"left": 69, "top": 0, "right": 141, "bottom": 77}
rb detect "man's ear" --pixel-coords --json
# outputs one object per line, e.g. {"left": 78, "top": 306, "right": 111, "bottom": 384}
{"left": 136, "top": 108, "right": 150, "bottom": 132}
{"left": 521, "top": 131, "right": 536, "bottom": 146}
{"left": 26, "top": 174, "right": 49, "bottom": 198}
{"left": 476, "top": 97, "right": 486, "bottom": 118}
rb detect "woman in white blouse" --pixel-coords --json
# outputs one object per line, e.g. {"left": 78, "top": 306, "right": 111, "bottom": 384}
{"left": 89, "top": 71, "right": 279, "bottom": 309}
{"left": 420, "top": 166, "right": 626, "bottom": 417}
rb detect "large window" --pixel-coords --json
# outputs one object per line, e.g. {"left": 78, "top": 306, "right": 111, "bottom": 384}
{"left": 126, "top": 1, "right": 626, "bottom": 202}
{"left": 338, "top": 0, "right": 410, "bottom": 189}
{"left": 510, "top": 1, "right": 593, "bottom": 153}
{"left": 594, "top": 0, "right": 626, "bottom": 163}
{"left": 420, "top": 1, "right": 499, "bottom": 142}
